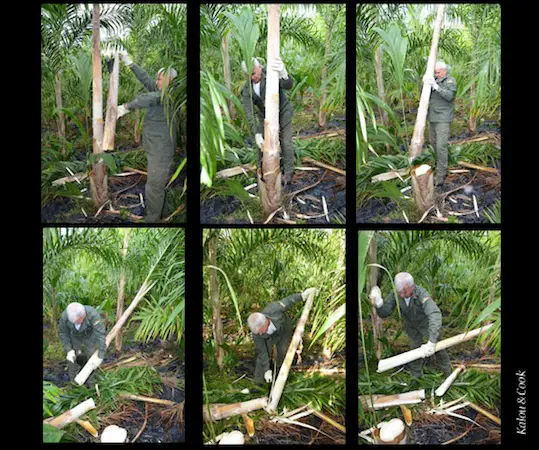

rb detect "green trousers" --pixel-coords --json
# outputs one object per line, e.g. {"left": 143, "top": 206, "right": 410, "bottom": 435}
{"left": 67, "top": 339, "right": 98, "bottom": 385}
{"left": 407, "top": 328, "right": 452, "bottom": 378}
{"left": 429, "top": 121, "right": 451, "bottom": 184}
{"left": 257, "top": 121, "right": 295, "bottom": 179}
{"left": 145, "top": 152, "right": 173, "bottom": 222}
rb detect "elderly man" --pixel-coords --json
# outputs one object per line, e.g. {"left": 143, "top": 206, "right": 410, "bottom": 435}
{"left": 241, "top": 57, "right": 295, "bottom": 186}
{"left": 58, "top": 302, "right": 107, "bottom": 384}
{"left": 248, "top": 288, "right": 317, "bottom": 384}
{"left": 423, "top": 61, "right": 457, "bottom": 188}
{"left": 117, "top": 52, "right": 178, "bottom": 222}
{"left": 370, "top": 272, "right": 451, "bottom": 378}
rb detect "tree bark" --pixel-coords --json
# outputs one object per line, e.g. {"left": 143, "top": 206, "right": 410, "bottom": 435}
{"left": 360, "top": 389, "right": 425, "bottom": 410}
{"left": 374, "top": 46, "right": 388, "bottom": 127}
{"left": 377, "top": 324, "right": 493, "bottom": 373}
{"left": 209, "top": 235, "right": 225, "bottom": 367}
{"left": 267, "top": 288, "right": 316, "bottom": 412}
{"left": 102, "top": 53, "right": 120, "bottom": 151}
{"left": 115, "top": 228, "right": 130, "bottom": 352}
{"left": 367, "top": 237, "right": 383, "bottom": 360}
{"left": 54, "top": 71, "right": 66, "bottom": 154}
{"left": 259, "top": 4, "right": 282, "bottom": 217}
{"left": 74, "top": 280, "right": 155, "bottom": 385}
{"left": 45, "top": 398, "right": 96, "bottom": 429}
{"left": 409, "top": 4, "right": 445, "bottom": 159}
{"left": 318, "top": 23, "right": 333, "bottom": 129}
{"left": 410, "top": 164, "right": 434, "bottom": 213}
{"left": 89, "top": 3, "right": 108, "bottom": 207}
{"left": 221, "top": 33, "right": 235, "bottom": 120}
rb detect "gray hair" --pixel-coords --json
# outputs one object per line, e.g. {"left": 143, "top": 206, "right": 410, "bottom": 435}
{"left": 435, "top": 61, "right": 448, "bottom": 71}
{"left": 394, "top": 272, "right": 414, "bottom": 291}
{"left": 247, "top": 312, "right": 266, "bottom": 333}
{"left": 157, "top": 67, "right": 178, "bottom": 80}
{"left": 241, "top": 57, "right": 261, "bottom": 75}
{"left": 66, "top": 302, "right": 86, "bottom": 324}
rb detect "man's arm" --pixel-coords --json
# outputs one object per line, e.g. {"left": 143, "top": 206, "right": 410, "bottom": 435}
{"left": 437, "top": 78, "right": 457, "bottom": 102}
{"left": 277, "top": 293, "right": 303, "bottom": 310}
{"left": 242, "top": 85, "right": 258, "bottom": 137}
{"left": 88, "top": 309, "right": 107, "bottom": 359}
{"left": 130, "top": 64, "right": 156, "bottom": 92}
{"left": 376, "top": 290, "right": 397, "bottom": 318}
{"left": 126, "top": 91, "right": 163, "bottom": 110}
{"left": 253, "top": 335, "right": 270, "bottom": 382}
{"left": 58, "top": 315, "right": 73, "bottom": 353}
{"left": 418, "top": 289, "right": 443, "bottom": 343}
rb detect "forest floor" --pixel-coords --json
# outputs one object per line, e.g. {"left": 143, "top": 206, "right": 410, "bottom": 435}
{"left": 200, "top": 116, "right": 346, "bottom": 224}
{"left": 43, "top": 336, "right": 185, "bottom": 443}
{"left": 357, "top": 122, "right": 501, "bottom": 224}
{"left": 42, "top": 144, "right": 186, "bottom": 224}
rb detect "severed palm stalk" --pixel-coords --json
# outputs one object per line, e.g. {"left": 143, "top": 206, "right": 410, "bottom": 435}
{"left": 267, "top": 288, "right": 317, "bottom": 412}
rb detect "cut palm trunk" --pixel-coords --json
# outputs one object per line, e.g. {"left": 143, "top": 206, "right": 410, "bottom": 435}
{"left": 89, "top": 3, "right": 108, "bottom": 207}
{"left": 74, "top": 280, "right": 155, "bottom": 385}
{"left": 120, "top": 394, "right": 176, "bottom": 406}
{"left": 45, "top": 398, "right": 96, "bottom": 429}
{"left": 204, "top": 397, "right": 268, "bottom": 422}
{"left": 409, "top": 4, "right": 445, "bottom": 211}
{"left": 411, "top": 164, "right": 434, "bottom": 213}
{"left": 378, "top": 324, "right": 493, "bottom": 373}
{"left": 375, "top": 418, "right": 407, "bottom": 445}
{"left": 360, "top": 389, "right": 425, "bottom": 410}
{"left": 267, "top": 289, "right": 317, "bottom": 412}
{"left": 435, "top": 365, "right": 464, "bottom": 397}
{"left": 259, "top": 4, "right": 282, "bottom": 217}
{"left": 102, "top": 53, "right": 120, "bottom": 151}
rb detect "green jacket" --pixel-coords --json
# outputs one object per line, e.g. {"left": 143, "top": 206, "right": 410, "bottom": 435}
{"left": 58, "top": 305, "right": 107, "bottom": 359}
{"left": 241, "top": 68, "right": 294, "bottom": 138}
{"left": 376, "top": 284, "right": 443, "bottom": 343}
{"left": 252, "top": 293, "right": 303, "bottom": 375}
{"left": 427, "top": 75, "right": 457, "bottom": 123}
{"left": 126, "top": 64, "right": 176, "bottom": 156}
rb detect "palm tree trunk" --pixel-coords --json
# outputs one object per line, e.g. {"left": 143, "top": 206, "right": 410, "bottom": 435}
{"left": 409, "top": 4, "right": 445, "bottom": 159}
{"left": 54, "top": 71, "right": 66, "bottom": 154}
{"left": 374, "top": 46, "right": 388, "bottom": 127}
{"left": 51, "top": 286, "right": 58, "bottom": 336}
{"left": 89, "top": 3, "right": 109, "bottom": 207}
{"left": 221, "top": 34, "right": 235, "bottom": 120}
{"left": 115, "top": 228, "right": 130, "bottom": 352}
{"left": 102, "top": 53, "right": 120, "bottom": 151}
{"left": 367, "top": 237, "right": 383, "bottom": 360}
{"left": 259, "top": 4, "right": 282, "bottom": 217}
{"left": 134, "top": 110, "right": 141, "bottom": 146}
{"left": 409, "top": 4, "right": 445, "bottom": 213}
{"left": 209, "top": 235, "right": 225, "bottom": 367}
{"left": 318, "top": 25, "right": 332, "bottom": 129}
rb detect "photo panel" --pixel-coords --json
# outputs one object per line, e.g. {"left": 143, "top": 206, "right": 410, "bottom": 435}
{"left": 43, "top": 227, "right": 185, "bottom": 443}
{"left": 202, "top": 228, "right": 346, "bottom": 444}
{"left": 356, "top": 4, "right": 501, "bottom": 224}
{"left": 358, "top": 230, "right": 501, "bottom": 444}
{"left": 41, "top": 3, "right": 187, "bottom": 224}
{"left": 200, "top": 3, "right": 346, "bottom": 224}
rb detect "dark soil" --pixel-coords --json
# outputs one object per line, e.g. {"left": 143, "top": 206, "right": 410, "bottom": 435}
{"left": 410, "top": 408, "right": 500, "bottom": 445}
{"left": 201, "top": 169, "right": 346, "bottom": 224}
{"left": 357, "top": 166, "right": 500, "bottom": 224}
